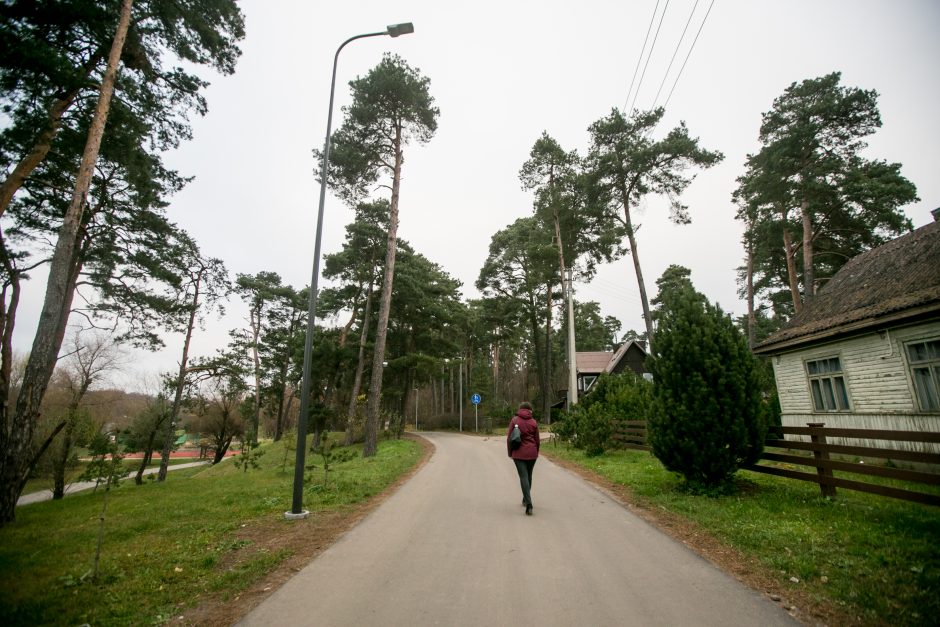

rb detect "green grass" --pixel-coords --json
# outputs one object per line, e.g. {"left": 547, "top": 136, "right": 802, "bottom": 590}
{"left": 546, "top": 444, "right": 940, "bottom": 626}
{"left": 0, "top": 436, "right": 422, "bottom": 626}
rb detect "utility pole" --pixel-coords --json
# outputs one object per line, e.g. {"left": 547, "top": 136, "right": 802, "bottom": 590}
{"left": 567, "top": 268, "right": 578, "bottom": 408}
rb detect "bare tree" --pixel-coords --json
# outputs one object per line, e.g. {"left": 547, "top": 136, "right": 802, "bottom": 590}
{"left": 49, "top": 329, "right": 123, "bottom": 498}
{"left": 188, "top": 375, "right": 246, "bottom": 465}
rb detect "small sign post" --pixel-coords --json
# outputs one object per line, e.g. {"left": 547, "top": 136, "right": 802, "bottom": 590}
{"left": 471, "top": 393, "right": 481, "bottom": 431}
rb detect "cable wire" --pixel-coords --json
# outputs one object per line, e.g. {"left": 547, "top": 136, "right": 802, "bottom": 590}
{"left": 623, "top": 0, "right": 661, "bottom": 114}
{"left": 650, "top": 0, "right": 700, "bottom": 110}
{"left": 628, "top": 0, "right": 672, "bottom": 114}
{"left": 662, "top": 0, "right": 716, "bottom": 111}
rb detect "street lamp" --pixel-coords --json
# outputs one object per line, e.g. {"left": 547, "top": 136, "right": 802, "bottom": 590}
{"left": 287, "top": 22, "right": 415, "bottom": 520}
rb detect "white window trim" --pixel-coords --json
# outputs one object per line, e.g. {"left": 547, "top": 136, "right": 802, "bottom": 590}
{"left": 804, "top": 354, "right": 852, "bottom": 413}
{"left": 903, "top": 337, "right": 940, "bottom": 413}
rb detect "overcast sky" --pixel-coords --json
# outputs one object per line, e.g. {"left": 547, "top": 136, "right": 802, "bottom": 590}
{"left": 12, "top": 0, "right": 940, "bottom": 389}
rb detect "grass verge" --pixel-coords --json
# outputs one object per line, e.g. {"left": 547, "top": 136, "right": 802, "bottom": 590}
{"left": 544, "top": 443, "right": 939, "bottom": 627}
{"left": 1, "top": 435, "right": 424, "bottom": 626}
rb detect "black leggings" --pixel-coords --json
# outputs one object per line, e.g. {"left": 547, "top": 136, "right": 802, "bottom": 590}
{"left": 513, "top": 458, "right": 537, "bottom": 506}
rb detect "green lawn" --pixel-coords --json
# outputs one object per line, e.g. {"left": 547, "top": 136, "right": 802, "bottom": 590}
{"left": 0, "top": 436, "right": 422, "bottom": 626}
{"left": 546, "top": 443, "right": 940, "bottom": 626}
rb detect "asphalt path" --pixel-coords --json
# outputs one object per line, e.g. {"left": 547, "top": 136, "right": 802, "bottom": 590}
{"left": 240, "top": 432, "right": 798, "bottom": 626}
{"left": 16, "top": 460, "right": 210, "bottom": 506}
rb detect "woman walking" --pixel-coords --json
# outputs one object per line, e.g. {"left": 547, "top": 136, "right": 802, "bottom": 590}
{"left": 507, "top": 401, "right": 540, "bottom": 515}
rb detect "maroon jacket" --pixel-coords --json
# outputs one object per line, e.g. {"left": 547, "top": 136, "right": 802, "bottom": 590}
{"left": 507, "top": 408, "right": 540, "bottom": 460}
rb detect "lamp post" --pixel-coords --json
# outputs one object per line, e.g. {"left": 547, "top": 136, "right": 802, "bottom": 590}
{"left": 287, "top": 22, "right": 415, "bottom": 520}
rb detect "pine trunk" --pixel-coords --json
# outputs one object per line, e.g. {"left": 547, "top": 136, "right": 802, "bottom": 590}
{"left": 528, "top": 296, "right": 546, "bottom": 416}
{"left": 403, "top": 368, "right": 414, "bottom": 435}
{"left": 250, "top": 307, "right": 262, "bottom": 440}
{"left": 800, "top": 197, "right": 815, "bottom": 306}
{"left": 0, "top": 0, "right": 134, "bottom": 525}
{"left": 160, "top": 280, "right": 199, "bottom": 482}
{"left": 781, "top": 225, "right": 803, "bottom": 314}
{"left": 623, "top": 204, "right": 654, "bottom": 351}
{"left": 275, "top": 308, "right": 302, "bottom": 442}
{"left": 363, "top": 127, "right": 403, "bottom": 457}
{"left": 273, "top": 371, "right": 287, "bottom": 442}
{"left": 492, "top": 343, "right": 500, "bottom": 407}
{"left": 746, "top": 243, "right": 756, "bottom": 349}
{"left": 345, "top": 272, "right": 375, "bottom": 445}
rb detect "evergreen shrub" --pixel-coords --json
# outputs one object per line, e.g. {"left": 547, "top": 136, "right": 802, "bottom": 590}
{"left": 555, "top": 372, "right": 651, "bottom": 456}
{"left": 648, "top": 279, "right": 767, "bottom": 489}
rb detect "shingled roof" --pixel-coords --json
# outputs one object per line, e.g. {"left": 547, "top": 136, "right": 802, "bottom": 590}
{"left": 576, "top": 351, "right": 615, "bottom": 374}
{"left": 754, "top": 219, "right": 940, "bottom": 354}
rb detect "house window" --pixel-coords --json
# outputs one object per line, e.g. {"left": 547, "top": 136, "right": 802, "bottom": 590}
{"left": 581, "top": 375, "right": 598, "bottom": 392}
{"left": 907, "top": 339, "right": 940, "bottom": 411}
{"left": 806, "top": 357, "right": 850, "bottom": 412}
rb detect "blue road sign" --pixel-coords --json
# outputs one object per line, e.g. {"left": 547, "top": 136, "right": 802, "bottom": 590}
{"left": 471, "top": 393, "right": 481, "bottom": 405}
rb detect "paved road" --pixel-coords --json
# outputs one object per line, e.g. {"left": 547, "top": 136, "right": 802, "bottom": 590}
{"left": 240, "top": 432, "right": 798, "bottom": 627}
{"left": 16, "top": 460, "right": 210, "bottom": 506}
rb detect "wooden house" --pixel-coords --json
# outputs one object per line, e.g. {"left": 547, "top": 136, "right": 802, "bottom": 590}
{"left": 753, "top": 216, "right": 940, "bottom": 452}
{"left": 575, "top": 340, "right": 648, "bottom": 394}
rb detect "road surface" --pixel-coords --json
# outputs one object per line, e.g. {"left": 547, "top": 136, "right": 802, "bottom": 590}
{"left": 240, "top": 431, "right": 798, "bottom": 626}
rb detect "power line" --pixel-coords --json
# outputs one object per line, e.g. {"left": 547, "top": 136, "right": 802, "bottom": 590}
{"left": 623, "top": 0, "right": 661, "bottom": 114}
{"left": 650, "top": 0, "right": 700, "bottom": 110}
{"left": 662, "top": 0, "right": 716, "bottom": 111}
{"left": 575, "top": 276, "right": 643, "bottom": 305}
{"left": 628, "top": 0, "right": 672, "bottom": 115}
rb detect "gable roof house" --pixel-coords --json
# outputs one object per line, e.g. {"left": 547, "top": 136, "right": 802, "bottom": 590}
{"left": 575, "top": 340, "right": 648, "bottom": 394}
{"left": 753, "top": 214, "right": 940, "bottom": 453}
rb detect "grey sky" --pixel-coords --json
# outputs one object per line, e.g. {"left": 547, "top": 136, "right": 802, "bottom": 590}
{"left": 12, "top": 0, "right": 940, "bottom": 388}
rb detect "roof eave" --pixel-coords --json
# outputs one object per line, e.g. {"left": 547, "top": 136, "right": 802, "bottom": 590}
{"left": 753, "top": 304, "right": 940, "bottom": 355}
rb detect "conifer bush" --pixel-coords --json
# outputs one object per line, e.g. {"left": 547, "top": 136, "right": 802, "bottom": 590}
{"left": 647, "top": 271, "right": 767, "bottom": 490}
{"left": 555, "top": 372, "right": 651, "bottom": 456}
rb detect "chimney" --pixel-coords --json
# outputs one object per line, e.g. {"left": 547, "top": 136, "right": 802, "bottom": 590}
{"left": 933, "top": 207, "right": 940, "bottom": 222}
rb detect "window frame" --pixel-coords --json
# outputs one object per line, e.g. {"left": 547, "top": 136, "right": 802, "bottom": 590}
{"left": 904, "top": 338, "right": 940, "bottom": 412}
{"left": 580, "top": 375, "right": 598, "bottom": 393}
{"left": 804, "top": 355, "right": 852, "bottom": 413}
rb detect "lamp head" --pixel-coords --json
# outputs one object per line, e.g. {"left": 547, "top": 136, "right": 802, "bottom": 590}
{"left": 386, "top": 22, "right": 414, "bottom": 37}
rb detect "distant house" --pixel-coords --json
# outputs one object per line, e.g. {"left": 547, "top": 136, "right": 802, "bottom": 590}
{"left": 576, "top": 340, "right": 648, "bottom": 394}
{"left": 753, "top": 215, "right": 940, "bottom": 452}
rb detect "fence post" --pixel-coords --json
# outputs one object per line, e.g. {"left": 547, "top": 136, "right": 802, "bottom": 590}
{"left": 807, "top": 422, "right": 836, "bottom": 498}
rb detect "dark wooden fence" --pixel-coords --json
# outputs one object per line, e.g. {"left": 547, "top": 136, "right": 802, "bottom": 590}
{"left": 611, "top": 420, "right": 649, "bottom": 451}
{"left": 610, "top": 421, "right": 940, "bottom": 506}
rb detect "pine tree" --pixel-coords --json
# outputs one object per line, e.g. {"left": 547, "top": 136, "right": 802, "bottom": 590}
{"left": 318, "top": 53, "right": 439, "bottom": 458}
{"left": 585, "top": 108, "right": 723, "bottom": 349}
{"left": 647, "top": 269, "right": 766, "bottom": 489}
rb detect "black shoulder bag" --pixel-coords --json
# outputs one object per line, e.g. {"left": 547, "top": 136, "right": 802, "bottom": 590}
{"left": 510, "top": 420, "right": 522, "bottom": 450}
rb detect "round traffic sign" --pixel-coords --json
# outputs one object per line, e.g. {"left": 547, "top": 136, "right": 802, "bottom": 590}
{"left": 471, "top": 393, "right": 481, "bottom": 405}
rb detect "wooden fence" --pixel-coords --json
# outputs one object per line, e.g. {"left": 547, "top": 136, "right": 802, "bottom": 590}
{"left": 610, "top": 421, "right": 940, "bottom": 506}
